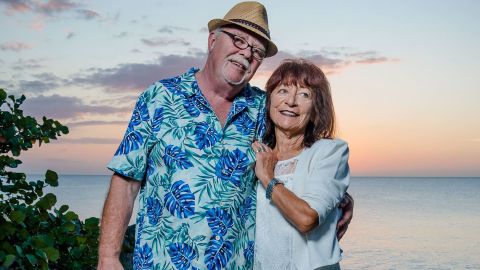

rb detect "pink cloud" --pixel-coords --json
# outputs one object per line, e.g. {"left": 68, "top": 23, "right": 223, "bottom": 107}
{"left": 0, "top": 0, "right": 32, "bottom": 14}
{"left": 0, "top": 41, "right": 32, "bottom": 52}
{"left": 356, "top": 57, "right": 391, "bottom": 64}
{"left": 35, "top": 0, "right": 78, "bottom": 15}
{"left": 77, "top": 8, "right": 99, "bottom": 20}
{"left": 1, "top": 0, "right": 81, "bottom": 16}
{"left": 30, "top": 16, "right": 45, "bottom": 31}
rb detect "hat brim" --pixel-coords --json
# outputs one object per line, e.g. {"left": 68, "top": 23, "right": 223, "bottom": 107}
{"left": 208, "top": 18, "right": 278, "bottom": 58}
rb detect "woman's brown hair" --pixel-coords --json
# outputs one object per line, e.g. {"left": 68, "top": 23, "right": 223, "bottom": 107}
{"left": 263, "top": 59, "right": 336, "bottom": 148}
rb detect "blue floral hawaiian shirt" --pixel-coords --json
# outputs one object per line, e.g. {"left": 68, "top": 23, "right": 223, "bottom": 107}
{"left": 107, "top": 68, "right": 266, "bottom": 270}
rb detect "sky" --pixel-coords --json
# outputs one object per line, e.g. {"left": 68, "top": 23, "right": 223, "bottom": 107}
{"left": 1, "top": 0, "right": 479, "bottom": 177}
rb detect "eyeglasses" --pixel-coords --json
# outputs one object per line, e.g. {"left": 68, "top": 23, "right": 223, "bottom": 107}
{"left": 220, "top": 30, "right": 266, "bottom": 61}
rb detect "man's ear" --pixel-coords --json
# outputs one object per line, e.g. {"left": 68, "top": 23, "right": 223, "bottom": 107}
{"left": 208, "top": 31, "right": 217, "bottom": 53}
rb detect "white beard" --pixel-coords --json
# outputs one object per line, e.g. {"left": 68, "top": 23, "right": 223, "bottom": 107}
{"left": 221, "top": 56, "right": 251, "bottom": 86}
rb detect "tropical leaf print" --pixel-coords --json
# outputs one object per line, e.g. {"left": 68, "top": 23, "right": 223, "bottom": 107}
{"left": 191, "top": 80, "right": 200, "bottom": 91}
{"left": 163, "top": 145, "right": 193, "bottom": 170}
{"left": 183, "top": 94, "right": 210, "bottom": 117}
{"left": 136, "top": 213, "right": 145, "bottom": 243}
{"left": 146, "top": 196, "right": 163, "bottom": 225}
{"left": 130, "top": 98, "right": 150, "bottom": 127}
{"left": 236, "top": 196, "right": 253, "bottom": 224}
{"left": 204, "top": 236, "right": 234, "bottom": 270}
{"left": 146, "top": 156, "right": 156, "bottom": 178}
{"left": 230, "top": 100, "right": 248, "bottom": 119}
{"left": 215, "top": 149, "right": 250, "bottom": 187}
{"left": 133, "top": 243, "right": 154, "bottom": 270}
{"left": 164, "top": 180, "right": 195, "bottom": 218}
{"left": 167, "top": 242, "right": 198, "bottom": 270}
{"left": 243, "top": 87, "right": 256, "bottom": 106}
{"left": 232, "top": 113, "right": 255, "bottom": 135}
{"left": 206, "top": 207, "right": 233, "bottom": 236}
{"left": 160, "top": 76, "right": 184, "bottom": 95}
{"left": 256, "top": 109, "right": 266, "bottom": 139}
{"left": 114, "top": 130, "right": 144, "bottom": 156}
{"left": 243, "top": 241, "right": 254, "bottom": 267}
{"left": 152, "top": 107, "right": 164, "bottom": 133}
{"left": 194, "top": 122, "right": 221, "bottom": 150}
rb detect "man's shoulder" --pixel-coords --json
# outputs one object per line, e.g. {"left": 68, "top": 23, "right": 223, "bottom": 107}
{"left": 139, "top": 68, "right": 198, "bottom": 102}
{"left": 247, "top": 85, "right": 266, "bottom": 97}
{"left": 244, "top": 85, "right": 266, "bottom": 106}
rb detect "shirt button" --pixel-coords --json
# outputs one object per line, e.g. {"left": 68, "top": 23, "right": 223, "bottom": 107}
{"left": 215, "top": 235, "right": 220, "bottom": 241}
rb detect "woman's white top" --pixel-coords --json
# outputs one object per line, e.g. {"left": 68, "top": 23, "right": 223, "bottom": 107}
{"left": 254, "top": 139, "right": 350, "bottom": 270}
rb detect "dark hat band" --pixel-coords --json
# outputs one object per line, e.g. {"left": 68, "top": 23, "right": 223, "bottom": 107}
{"left": 230, "top": 19, "right": 270, "bottom": 38}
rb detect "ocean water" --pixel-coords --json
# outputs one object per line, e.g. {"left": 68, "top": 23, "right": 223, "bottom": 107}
{"left": 40, "top": 175, "right": 480, "bottom": 269}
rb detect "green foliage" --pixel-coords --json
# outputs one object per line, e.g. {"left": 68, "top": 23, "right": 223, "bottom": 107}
{"left": 0, "top": 89, "right": 100, "bottom": 269}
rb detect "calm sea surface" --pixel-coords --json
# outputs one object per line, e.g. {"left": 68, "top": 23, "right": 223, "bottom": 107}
{"left": 39, "top": 175, "right": 480, "bottom": 269}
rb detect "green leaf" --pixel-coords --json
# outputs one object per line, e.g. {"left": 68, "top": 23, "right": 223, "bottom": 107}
{"left": 70, "top": 247, "right": 83, "bottom": 258}
{"left": 35, "top": 249, "right": 47, "bottom": 261}
{"left": 59, "top": 204, "right": 69, "bottom": 213}
{"left": 2, "top": 254, "right": 16, "bottom": 269}
{"left": 84, "top": 217, "right": 100, "bottom": 230}
{"left": 64, "top": 222, "right": 75, "bottom": 232}
{"left": 64, "top": 211, "right": 78, "bottom": 221}
{"left": 0, "top": 88, "right": 7, "bottom": 101}
{"left": 45, "top": 170, "right": 58, "bottom": 187}
{"left": 9, "top": 210, "right": 26, "bottom": 223}
{"left": 0, "top": 222, "right": 16, "bottom": 236}
{"left": 26, "top": 254, "right": 38, "bottom": 266}
{"left": 43, "top": 247, "right": 59, "bottom": 262}
{"left": 36, "top": 193, "right": 57, "bottom": 210}
{"left": 15, "top": 245, "right": 23, "bottom": 256}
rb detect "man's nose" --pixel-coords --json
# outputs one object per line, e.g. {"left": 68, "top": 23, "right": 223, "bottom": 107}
{"left": 239, "top": 45, "right": 253, "bottom": 60}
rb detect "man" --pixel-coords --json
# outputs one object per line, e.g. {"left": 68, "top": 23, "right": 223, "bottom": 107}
{"left": 98, "top": 2, "right": 353, "bottom": 269}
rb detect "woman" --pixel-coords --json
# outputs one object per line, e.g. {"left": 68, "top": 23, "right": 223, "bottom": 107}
{"left": 253, "top": 59, "right": 350, "bottom": 270}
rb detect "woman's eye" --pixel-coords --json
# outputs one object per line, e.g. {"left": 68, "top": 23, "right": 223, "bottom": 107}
{"left": 299, "top": 92, "right": 310, "bottom": 98}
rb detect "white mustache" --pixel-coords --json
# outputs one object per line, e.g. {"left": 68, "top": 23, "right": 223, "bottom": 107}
{"left": 226, "top": 55, "right": 250, "bottom": 71}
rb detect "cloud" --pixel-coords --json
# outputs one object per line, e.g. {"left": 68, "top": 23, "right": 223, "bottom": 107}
{"left": 1, "top": 0, "right": 91, "bottom": 18}
{"left": 35, "top": 0, "right": 78, "bottom": 15}
{"left": 21, "top": 94, "right": 128, "bottom": 119}
{"left": 71, "top": 53, "right": 206, "bottom": 92}
{"left": 16, "top": 72, "right": 65, "bottom": 93}
{"left": 130, "top": 48, "right": 141, "bottom": 53}
{"left": 57, "top": 137, "right": 120, "bottom": 144}
{"left": 260, "top": 48, "right": 395, "bottom": 74}
{"left": 65, "top": 120, "right": 127, "bottom": 127}
{"left": 114, "top": 32, "right": 128, "bottom": 38}
{"left": 30, "top": 16, "right": 44, "bottom": 31}
{"left": 76, "top": 8, "right": 99, "bottom": 20}
{"left": 0, "top": 41, "right": 31, "bottom": 52}
{"left": 0, "top": 80, "right": 15, "bottom": 90}
{"left": 67, "top": 47, "right": 392, "bottom": 94}
{"left": 260, "top": 51, "right": 345, "bottom": 74}
{"left": 141, "top": 37, "right": 190, "bottom": 47}
{"left": 473, "top": 138, "right": 480, "bottom": 143}
{"left": 356, "top": 57, "right": 390, "bottom": 64}
{"left": 199, "top": 27, "right": 208, "bottom": 32}
{"left": 0, "top": 0, "right": 31, "bottom": 13}
{"left": 158, "top": 25, "right": 190, "bottom": 34}
{"left": 11, "top": 58, "right": 45, "bottom": 70}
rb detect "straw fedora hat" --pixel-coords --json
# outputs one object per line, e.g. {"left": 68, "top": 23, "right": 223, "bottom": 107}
{"left": 208, "top": 1, "right": 278, "bottom": 57}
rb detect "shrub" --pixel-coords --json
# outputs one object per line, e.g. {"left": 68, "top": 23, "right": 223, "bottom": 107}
{"left": 0, "top": 89, "right": 100, "bottom": 269}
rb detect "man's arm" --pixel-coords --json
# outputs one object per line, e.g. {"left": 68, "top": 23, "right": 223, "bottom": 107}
{"left": 337, "top": 192, "right": 354, "bottom": 240}
{"left": 97, "top": 173, "right": 141, "bottom": 270}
